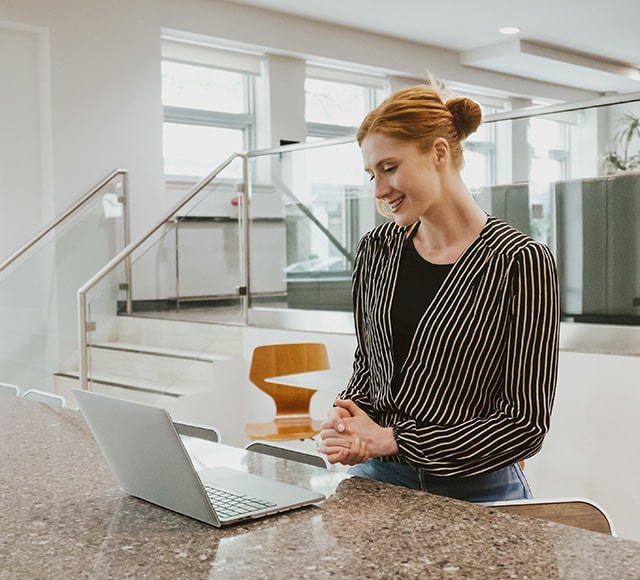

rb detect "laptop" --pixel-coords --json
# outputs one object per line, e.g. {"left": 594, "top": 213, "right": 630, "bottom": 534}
{"left": 73, "top": 389, "right": 325, "bottom": 527}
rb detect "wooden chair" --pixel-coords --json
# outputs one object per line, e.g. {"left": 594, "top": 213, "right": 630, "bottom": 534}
{"left": 482, "top": 497, "right": 616, "bottom": 535}
{"left": 245, "top": 343, "right": 329, "bottom": 441}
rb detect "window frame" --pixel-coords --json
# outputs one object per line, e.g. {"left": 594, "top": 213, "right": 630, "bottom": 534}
{"left": 161, "top": 40, "right": 262, "bottom": 180}
{"left": 304, "top": 65, "right": 387, "bottom": 140}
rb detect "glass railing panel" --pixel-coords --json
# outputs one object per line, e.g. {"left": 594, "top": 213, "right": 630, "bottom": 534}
{"left": 83, "top": 218, "right": 248, "bottom": 445}
{"left": 80, "top": 168, "right": 247, "bottom": 409}
{"left": 243, "top": 94, "right": 640, "bottom": 332}
{"left": 128, "top": 169, "right": 245, "bottom": 325}
{"left": 0, "top": 173, "right": 126, "bottom": 392}
{"left": 470, "top": 96, "right": 640, "bottom": 190}
{"left": 469, "top": 95, "right": 640, "bottom": 325}
{"left": 247, "top": 140, "right": 378, "bottom": 315}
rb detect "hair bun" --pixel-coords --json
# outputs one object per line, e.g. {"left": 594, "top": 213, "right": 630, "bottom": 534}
{"left": 446, "top": 97, "right": 482, "bottom": 139}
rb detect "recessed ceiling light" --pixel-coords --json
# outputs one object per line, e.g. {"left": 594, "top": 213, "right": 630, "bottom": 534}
{"left": 499, "top": 26, "right": 521, "bottom": 35}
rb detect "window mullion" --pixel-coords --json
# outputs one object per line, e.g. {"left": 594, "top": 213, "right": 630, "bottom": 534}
{"left": 306, "top": 122, "right": 355, "bottom": 139}
{"left": 164, "top": 105, "right": 252, "bottom": 129}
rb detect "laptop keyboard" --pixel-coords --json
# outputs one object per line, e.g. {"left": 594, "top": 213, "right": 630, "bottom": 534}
{"left": 203, "top": 483, "right": 277, "bottom": 520}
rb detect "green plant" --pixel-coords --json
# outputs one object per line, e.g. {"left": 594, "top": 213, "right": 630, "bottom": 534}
{"left": 603, "top": 112, "right": 640, "bottom": 173}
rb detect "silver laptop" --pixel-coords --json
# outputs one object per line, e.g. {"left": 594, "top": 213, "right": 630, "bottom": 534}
{"left": 73, "top": 389, "right": 325, "bottom": 527}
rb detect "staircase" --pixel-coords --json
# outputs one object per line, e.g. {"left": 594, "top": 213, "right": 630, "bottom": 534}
{"left": 54, "top": 316, "right": 248, "bottom": 442}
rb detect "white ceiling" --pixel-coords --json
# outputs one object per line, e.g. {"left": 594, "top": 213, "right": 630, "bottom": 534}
{"left": 223, "top": 0, "right": 640, "bottom": 94}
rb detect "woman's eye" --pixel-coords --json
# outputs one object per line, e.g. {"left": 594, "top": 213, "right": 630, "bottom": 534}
{"left": 367, "top": 174, "right": 375, "bottom": 182}
{"left": 383, "top": 166, "right": 396, "bottom": 173}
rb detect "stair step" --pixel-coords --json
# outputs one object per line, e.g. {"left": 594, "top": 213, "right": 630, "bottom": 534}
{"left": 91, "top": 341, "right": 231, "bottom": 363}
{"left": 55, "top": 370, "right": 218, "bottom": 398}
{"left": 54, "top": 374, "right": 204, "bottom": 412}
{"left": 86, "top": 345, "right": 221, "bottom": 387}
{"left": 114, "top": 316, "right": 242, "bottom": 356}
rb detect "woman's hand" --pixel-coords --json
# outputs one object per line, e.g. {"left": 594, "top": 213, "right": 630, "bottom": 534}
{"left": 318, "top": 399, "right": 398, "bottom": 465}
{"left": 317, "top": 404, "right": 364, "bottom": 465}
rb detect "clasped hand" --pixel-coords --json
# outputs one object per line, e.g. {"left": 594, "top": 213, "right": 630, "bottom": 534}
{"left": 318, "top": 399, "right": 398, "bottom": 465}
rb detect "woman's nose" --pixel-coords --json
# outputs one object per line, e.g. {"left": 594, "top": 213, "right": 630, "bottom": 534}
{"left": 374, "top": 176, "right": 390, "bottom": 199}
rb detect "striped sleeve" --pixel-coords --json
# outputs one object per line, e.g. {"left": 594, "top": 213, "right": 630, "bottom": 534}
{"left": 336, "top": 234, "right": 378, "bottom": 417}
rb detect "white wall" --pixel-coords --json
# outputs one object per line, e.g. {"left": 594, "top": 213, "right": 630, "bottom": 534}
{"left": 525, "top": 350, "right": 640, "bottom": 542}
{"left": 0, "top": 21, "right": 49, "bottom": 260}
{"left": 263, "top": 54, "right": 307, "bottom": 147}
{"left": 0, "top": 0, "right": 164, "bottom": 257}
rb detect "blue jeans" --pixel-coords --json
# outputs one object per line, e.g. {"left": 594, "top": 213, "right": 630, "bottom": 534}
{"left": 348, "top": 459, "right": 532, "bottom": 503}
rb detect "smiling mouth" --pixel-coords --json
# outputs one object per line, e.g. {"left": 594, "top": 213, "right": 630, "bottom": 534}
{"left": 385, "top": 196, "right": 403, "bottom": 212}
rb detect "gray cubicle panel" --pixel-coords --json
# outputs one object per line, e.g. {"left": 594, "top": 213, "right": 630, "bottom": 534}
{"left": 606, "top": 173, "right": 640, "bottom": 319}
{"left": 554, "top": 172, "right": 640, "bottom": 323}
{"left": 475, "top": 183, "right": 532, "bottom": 238}
{"left": 554, "top": 177, "right": 608, "bottom": 319}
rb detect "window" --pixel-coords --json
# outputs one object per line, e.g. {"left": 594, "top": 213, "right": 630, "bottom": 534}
{"left": 463, "top": 119, "right": 497, "bottom": 191}
{"left": 305, "top": 66, "right": 386, "bottom": 139}
{"left": 303, "top": 68, "right": 387, "bottom": 186}
{"left": 161, "top": 40, "right": 262, "bottom": 179}
{"left": 458, "top": 96, "right": 509, "bottom": 191}
{"left": 451, "top": 87, "right": 510, "bottom": 190}
{"left": 529, "top": 117, "right": 570, "bottom": 182}
{"left": 294, "top": 67, "right": 387, "bottom": 269}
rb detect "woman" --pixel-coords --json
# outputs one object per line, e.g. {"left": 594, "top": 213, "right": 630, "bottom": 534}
{"left": 318, "top": 81, "right": 560, "bottom": 502}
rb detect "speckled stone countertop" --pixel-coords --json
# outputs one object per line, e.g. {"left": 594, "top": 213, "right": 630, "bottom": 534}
{"left": 3, "top": 398, "right": 640, "bottom": 579}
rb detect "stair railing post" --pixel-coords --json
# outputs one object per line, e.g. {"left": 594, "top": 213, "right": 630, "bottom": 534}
{"left": 78, "top": 289, "right": 88, "bottom": 391}
{"left": 122, "top": 170, "right": 133, "bottom": 315}
{"left": 240, "top": 153, "right": 250, "bottom": 325}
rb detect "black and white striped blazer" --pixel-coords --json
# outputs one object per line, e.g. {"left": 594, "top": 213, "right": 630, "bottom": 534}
{"left": 338, "top": 215, "right": 560, "bottom": 477}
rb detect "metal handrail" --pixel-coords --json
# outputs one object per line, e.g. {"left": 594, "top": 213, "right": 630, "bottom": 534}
{"left": 77, "top": 153, "right": 244, "bottom": 390}
{"left": 246, "top": 134, "right": 355, "bottom": 157}
{"left": 484, "top": 89, "right": 640, "bottom": 124}
{"left": 0, "top": 169, "right": 129, "bottom": 274}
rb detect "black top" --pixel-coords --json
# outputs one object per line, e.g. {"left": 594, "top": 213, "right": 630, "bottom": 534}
{"left": 391, "top": 226, "right": 452, "bottom": 387}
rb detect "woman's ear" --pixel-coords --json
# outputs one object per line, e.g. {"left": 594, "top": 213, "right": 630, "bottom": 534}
{"left": 433, "top": 137, "right": 449, "bottom": 164}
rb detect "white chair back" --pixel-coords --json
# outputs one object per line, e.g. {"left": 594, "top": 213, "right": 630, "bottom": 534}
{"left": 245, "top": 440, "right": 328, "bottom": 469}
{"left": 22, "top": 389, "right": 66, "bottom": 408}
{"left": 173, "top": 421, "right": 221, "bottom": 443}
{"left": 0, "top": 382, "right": 21, "bottom": 398}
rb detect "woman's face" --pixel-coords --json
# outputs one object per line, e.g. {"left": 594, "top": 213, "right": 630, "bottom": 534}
{"left": 361, "top": 132, "right": 441, "bottom": 227}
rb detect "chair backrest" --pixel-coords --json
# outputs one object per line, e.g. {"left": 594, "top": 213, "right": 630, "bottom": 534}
{"left": 245, "top": 440, "right": 328, "bottom": 469}
{"left": 21, "top": 389, "right": 66, "bottom": 408}
{"left": 173, "top": 421, "right": 221, "bottom": 443}
{"left": 0, "top": 382, "right": 21, "bottom": 398}
{"left": 249, "top": 343, "right": 330, "bottom": 418}
{"left": 483, "top": 497, "right": 616, "bottom": 536}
